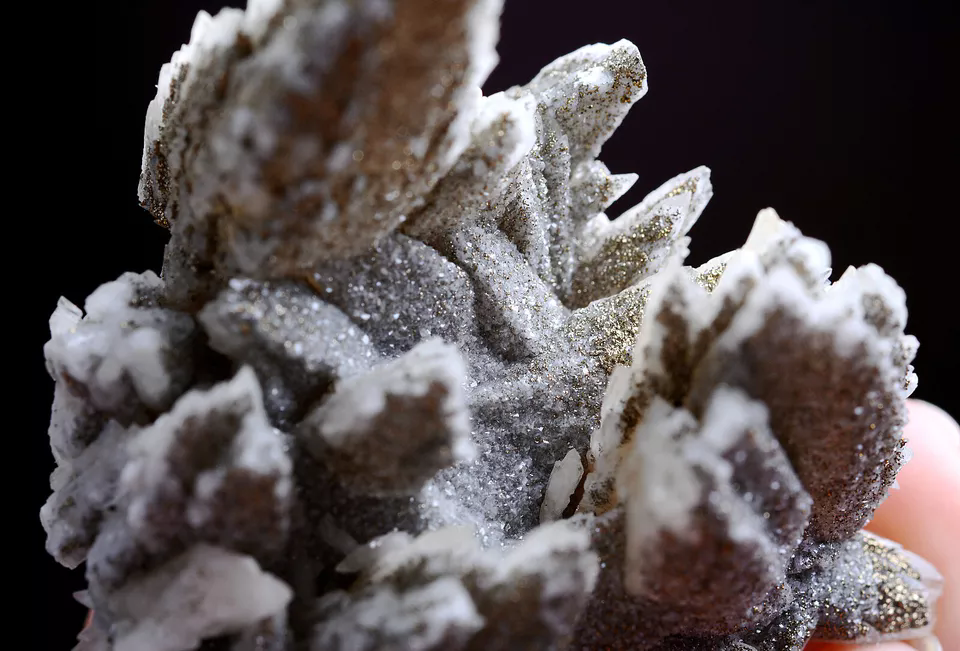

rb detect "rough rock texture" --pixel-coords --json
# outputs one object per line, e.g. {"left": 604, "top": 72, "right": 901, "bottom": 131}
{"left": 42, "top": 1, "right": 938, "bottom": 650}
{"left": 312, "top": 522, "right": 597, "bottom": 650}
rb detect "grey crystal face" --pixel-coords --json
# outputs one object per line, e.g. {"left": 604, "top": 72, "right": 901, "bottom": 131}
{"left": 44, "top": 2, "right": 939, "bottom": 651}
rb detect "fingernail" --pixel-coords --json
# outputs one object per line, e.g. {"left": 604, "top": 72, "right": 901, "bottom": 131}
{"left": 898, "top": 547, "right": 945, "bottom": 598}
{"left": 913, "top": 400, "right": 960, "bottom": 445}
{"left": 907, "top": 635, "right": 943, "bottom": 651}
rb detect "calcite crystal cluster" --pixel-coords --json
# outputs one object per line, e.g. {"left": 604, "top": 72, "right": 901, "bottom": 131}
{"left": 41, "top": 1, "right": 941, "bottom": 650}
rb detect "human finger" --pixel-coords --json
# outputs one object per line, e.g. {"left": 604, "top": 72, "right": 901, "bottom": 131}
{"left": 866, "top": 400, "right": 960, "bottom": 650}
{"left": 804, "top": 642, "right": 913, "bottom": 651}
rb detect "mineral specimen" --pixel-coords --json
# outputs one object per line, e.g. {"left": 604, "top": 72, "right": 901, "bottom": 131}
{"left": 42, "top": 1, "right": 941, "bottom": 650}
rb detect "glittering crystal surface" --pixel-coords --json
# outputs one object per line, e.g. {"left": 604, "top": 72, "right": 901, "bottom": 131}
{"left": 45, "top": 2, "right": 939, "bottom": 650}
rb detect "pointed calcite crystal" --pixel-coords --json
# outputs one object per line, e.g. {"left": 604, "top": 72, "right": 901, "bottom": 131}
{"left": 41, "top": 1, "right": 938, "bottom": 650}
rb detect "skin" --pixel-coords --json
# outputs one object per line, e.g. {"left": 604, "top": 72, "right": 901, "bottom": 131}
{"left": 807, "top": 400, "right": 960, "bottom": 651}
{"left": 77, "top": 402, "right": 958, "bottom": 650}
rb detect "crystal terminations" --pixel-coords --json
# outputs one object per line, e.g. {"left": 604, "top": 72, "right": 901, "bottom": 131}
{"left": 41, "top": 1, "right": 941, "bottom": 650}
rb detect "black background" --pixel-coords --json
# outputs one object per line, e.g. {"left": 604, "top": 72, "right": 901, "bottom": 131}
{"left": 32, "top": 1, "right": 956, "bottom": 648}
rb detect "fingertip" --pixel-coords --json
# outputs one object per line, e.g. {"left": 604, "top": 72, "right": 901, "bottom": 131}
{"left": 866, "top": 400, "right": 960, "bottom": 650}
{"left": 907, "top": 400, "right": 960, "bottom": 450}
{"left": 804, "top": 642, "right": 914, "bottom": 651}
{"left": 871, "top": 399, "right": 960, "bottom": 537}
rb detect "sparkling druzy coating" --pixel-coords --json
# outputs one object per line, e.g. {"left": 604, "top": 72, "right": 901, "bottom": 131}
{"left": 42, "top": 2, "right": 939, "bottom": 650}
